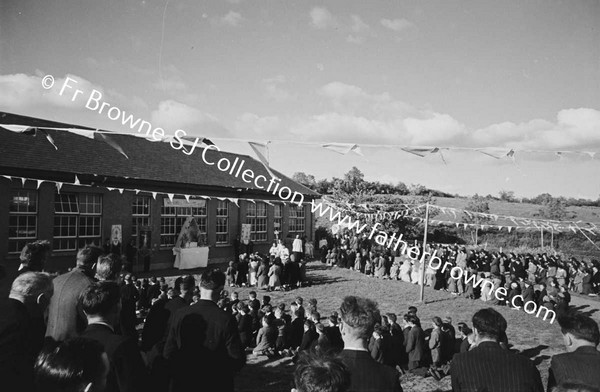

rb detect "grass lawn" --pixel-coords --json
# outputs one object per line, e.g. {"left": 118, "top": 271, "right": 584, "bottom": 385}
{"left": 158, "top": 261, "right": 600, "bottom": 391}
{"left": 224, "top": 261, "right": 600, "bottom": 392}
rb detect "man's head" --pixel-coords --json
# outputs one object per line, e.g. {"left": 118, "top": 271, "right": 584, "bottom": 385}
{"left": 249, "top": 291, "right": 257, "bottom": 300}
{"left": 408, "top": 306, "right": 418, "bottom": 315}
{"left": 471, "top": 308, "right": 507, "bottom": 343}
{"left": 179, "top": 275, "right": 196, "bottom": 300}
{"left": 199, "top": 268, "right": 226, "bottom": 301}
{"left": 293, "top": 352, "right": 351, "bottom": 392}
{"left": 80, "top": 281, "right": 121, "bottom": 327}
{"left": 339, "top": 296, "right": 380, "bottom": 344}
{"left": 95, "top": 254, "right": 122, "bottom": 281}
{"left": 9, "top": 272, "right": 54, "bottom": 310}
{"left": 76, "top": 246, "right": 104, "bottom": 269}
{"left": 558, "top": 313, "right": 600, "bottom": 351}
{"left": 34, "top": 337, "right": 109, "bottom": 392}
{"left": 20, "top": 240, "right": 52, "bottom": 271}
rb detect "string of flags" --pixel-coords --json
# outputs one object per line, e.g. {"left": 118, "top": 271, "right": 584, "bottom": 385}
{"left": 2, "top": 124, "right": 598, "bottom": 169}
{"left": 321, "top": 197, "right": 599, "bottom": 236}
{"left": 0, "top": 174, "right": 291, "bottom": 208}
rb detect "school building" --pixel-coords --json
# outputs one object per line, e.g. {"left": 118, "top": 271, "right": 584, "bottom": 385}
{"left": 0, "top": 112, "right": 319, "bottom": 275}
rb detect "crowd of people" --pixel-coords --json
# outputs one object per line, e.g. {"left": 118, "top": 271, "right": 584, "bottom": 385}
{"left": 1, "top": 237, "right": 599, "bottom": 392}
{"left": 320, "top": 231, "right": 600, "bottom": 318}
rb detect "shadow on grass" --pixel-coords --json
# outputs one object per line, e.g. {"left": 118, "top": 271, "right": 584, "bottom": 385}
{"left": 519, "top": 345, "right": 551, "bottom": 366}
{"left": 570, "top": 304, "right": 599, "bottom": 317}
{"left": 236, "top": 354, "right": 295, "bottom": 392}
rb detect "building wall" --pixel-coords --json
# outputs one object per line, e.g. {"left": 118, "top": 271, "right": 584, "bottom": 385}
{"left": 0, "top": 178, "right": 314, "bottom": 277}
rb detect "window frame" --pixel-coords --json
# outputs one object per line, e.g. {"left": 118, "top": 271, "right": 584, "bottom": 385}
{"left": 8, "top": 190, "right": 38, "bottom": 254}
{"left": 246, "top": 202, "right": 268, "bottom": 243}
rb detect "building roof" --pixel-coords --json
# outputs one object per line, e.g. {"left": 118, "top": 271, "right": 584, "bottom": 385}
{"left": 0, "top": 112, "right": 319, "bottom": 201}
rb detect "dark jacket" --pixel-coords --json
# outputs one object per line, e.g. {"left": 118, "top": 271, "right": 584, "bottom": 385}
{"left": 405, "top": 325, "right": 425, "bottom": 362}
{"left": 81, "top": 323, "right": 148, "bottom": 392}
{"left": 451, "top": 341, "right": 543, "bottom": 392}
{"left": 45, "top": 266, "right": 94, "bottom": 340}
{"left": 0, "top": 299, "right": 45, "bottom": 392}
{"left": 339, "top": 349, "right": 403, "bottom": 392}
{"left": 163, "top": 299, "right": 245, "bottom": 392}
{"left": 547, "top": 346, "right": 600, "bottom": 391}
{"left": 141, "top": 297, "right": 169, "bottom": 351}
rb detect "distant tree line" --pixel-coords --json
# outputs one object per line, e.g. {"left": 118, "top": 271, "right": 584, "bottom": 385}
{"left": 292, "top": 167, "right": 454, "bottom": 197}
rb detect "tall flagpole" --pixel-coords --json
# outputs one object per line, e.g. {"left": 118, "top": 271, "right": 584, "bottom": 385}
{"left": 419, "top": 202, "right": 430, "bottom": 303}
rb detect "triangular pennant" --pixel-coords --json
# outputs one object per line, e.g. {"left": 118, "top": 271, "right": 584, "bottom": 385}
{"left": 95, "top": 132, "right": 129, "bottom": 159}
{"left": 118, "top": 188, "right": 124, "bottom": 194}
{"left": 55, "top": 182, "right": 63, "bottom": 194}
{"left": 228, "top": 198, "right": 239, "bottom": 207}
{"left": 74, "top": 175, "right": 80, "bottom": 185}
{"left": 106, "top": 187, "right": 115, "bottom": 191}
{"left": 1, "top": 175, "right": 12, "bottom": 180}
{"left": 167, "top": 193, "right": 174, "bottom": 202}
{"left": 248, "top": 141, "right": 280, "bottom": 180}
{"left": 21, "top": 177, "right": 26, "bottom": 186}
{"left": 322, "top": 143, "right": 356, "bottom": 155}
{"left": 39, "top": 129, "right": 58, "bottom": 150}
{"left": 400, "top": 147, "right": 428, "bottom": 157}
{"left": 184, "top": 195, "right": 190, "bottom": 202}
{"left": 151, "top": 192, "right": 157, "bottom": 200}
{"left": 36, "top": 179, "right": 43, "bottom": 189}
{"left": 66, "top": 129, "right": 95, "bottom": 139}
{"left": 508, "top": 227, "right": 512, "bottom": 233}
{"left": 0, "top": 124, "right": 34, "bottom": 133}
{"left": 477, "top": 149, "right": 502, "bottom": 159}
{"left": 134, "top": 189, "right": 140, "bottom": 194}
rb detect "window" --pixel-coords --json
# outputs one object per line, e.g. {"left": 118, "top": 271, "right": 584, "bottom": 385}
{"left": 289, "top": 205, "right": 305, "bottom": 233}
{"left": 8, "top": 190, "right": 38, "bottom": 253}
{"left": 53, "top": 193, "right": 102, "bottom": 251}
{"left": 160, "top": 200, "right": 207, "bottom": 247}
{"left": 132, "top": 196, "right": 151, "bottom": 239}
{"left": 273, "top": 204, "right": 282, "bottom": 236}
{"left": 216, "top": 201, "right": 229, "bottom": 244}
{"left": 246, "top": 202, "right": 267, "bottom": 242}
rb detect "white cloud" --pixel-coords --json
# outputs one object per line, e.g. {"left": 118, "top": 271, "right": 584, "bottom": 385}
{"left": 380, "top": 18, "right": 413, "bottom": 32}
{"left": 234, "top": 113, "right": 283, "bottom": 138}
{"left": 213, "top": 11, "right": 244, "bottom": 27}
{"left": 0, "top": 72, "right": 147, "bottom": 113}
{"left": 150, "top": 100, "right": 232, "bottom": 137}
{"left": 262, "top": 75, "right": 292, "bottom": 102}
{"left": 310, "top": 7, "right": 337, "bottom": 29}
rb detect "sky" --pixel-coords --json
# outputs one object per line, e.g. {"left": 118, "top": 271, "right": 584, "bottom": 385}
{"left": 1, "top": 0, "right": 599, "bottom": 199}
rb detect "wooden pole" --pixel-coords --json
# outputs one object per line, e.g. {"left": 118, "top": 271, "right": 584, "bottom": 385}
{"left": 551, "top": 228, "right": 554, "bottom": 249}
{"left": 540, "top": 227, "right": 544, "bottom": 249}
{"left": 419, "top": 202, "right": 430, "bottom": 303}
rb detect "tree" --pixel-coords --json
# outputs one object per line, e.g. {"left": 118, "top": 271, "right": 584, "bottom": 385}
{"left": 538, "top": 198, "right": 568, "bottom": 221}
{"left": 343, "top": 166, "right": 365, "bottom": 192}
{"left": 395, "top": 181, "right": 409, "bottom": 195}
{"left": 462, "top": 195, "right": 491, "bottom": 245}
{"left": 499, "top": 190, "right": 515, "bottom": 202}
{"left": 291, "top": 172, "right": 317, "bottom": 189}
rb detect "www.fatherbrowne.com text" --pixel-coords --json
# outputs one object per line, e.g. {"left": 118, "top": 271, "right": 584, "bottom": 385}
{"left": 310, "top": 200, "right": 556, "bottom": 324}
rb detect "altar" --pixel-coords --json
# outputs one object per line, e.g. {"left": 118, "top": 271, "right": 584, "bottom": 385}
{"left": 170, "top": 209, "right": 210, "bottom": 270}
{"left": 173, "top": 246, "right": 209, "bottom": 270}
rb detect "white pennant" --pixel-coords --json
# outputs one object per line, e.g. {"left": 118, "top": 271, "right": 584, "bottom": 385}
{"left": 106, "top": 187, "right": 115, "bottom": 191}
{"left": 184, "top": 195, "right": 190, "bottom": 202}
{"left": 167, "top": 193, "right": 174, "bottom": 202}
{"left": 135, "top": 189, "right": 140, "bottom": 194}
{"left": 21, "top": 177, "right": 26, "bottom": 186}
{"left": 228, "top": 198, "right": 239, "bottom": 207}
{"left": 36, "top": 179, "right": 43, "bottom": 189}
{"left": 118, "top": 188, "right": 124, "bottom": 194}
{"left": 74, "top": 175, "right": 80, "bottom": 185}
{"left": 1, "top": 175, "right": 12, "bottom": 181}
{"left": 56, "top": 182, "right": 63, "bottom": 193}
{"left": 152, "top": 192, "right": 157, "bottom": 200}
